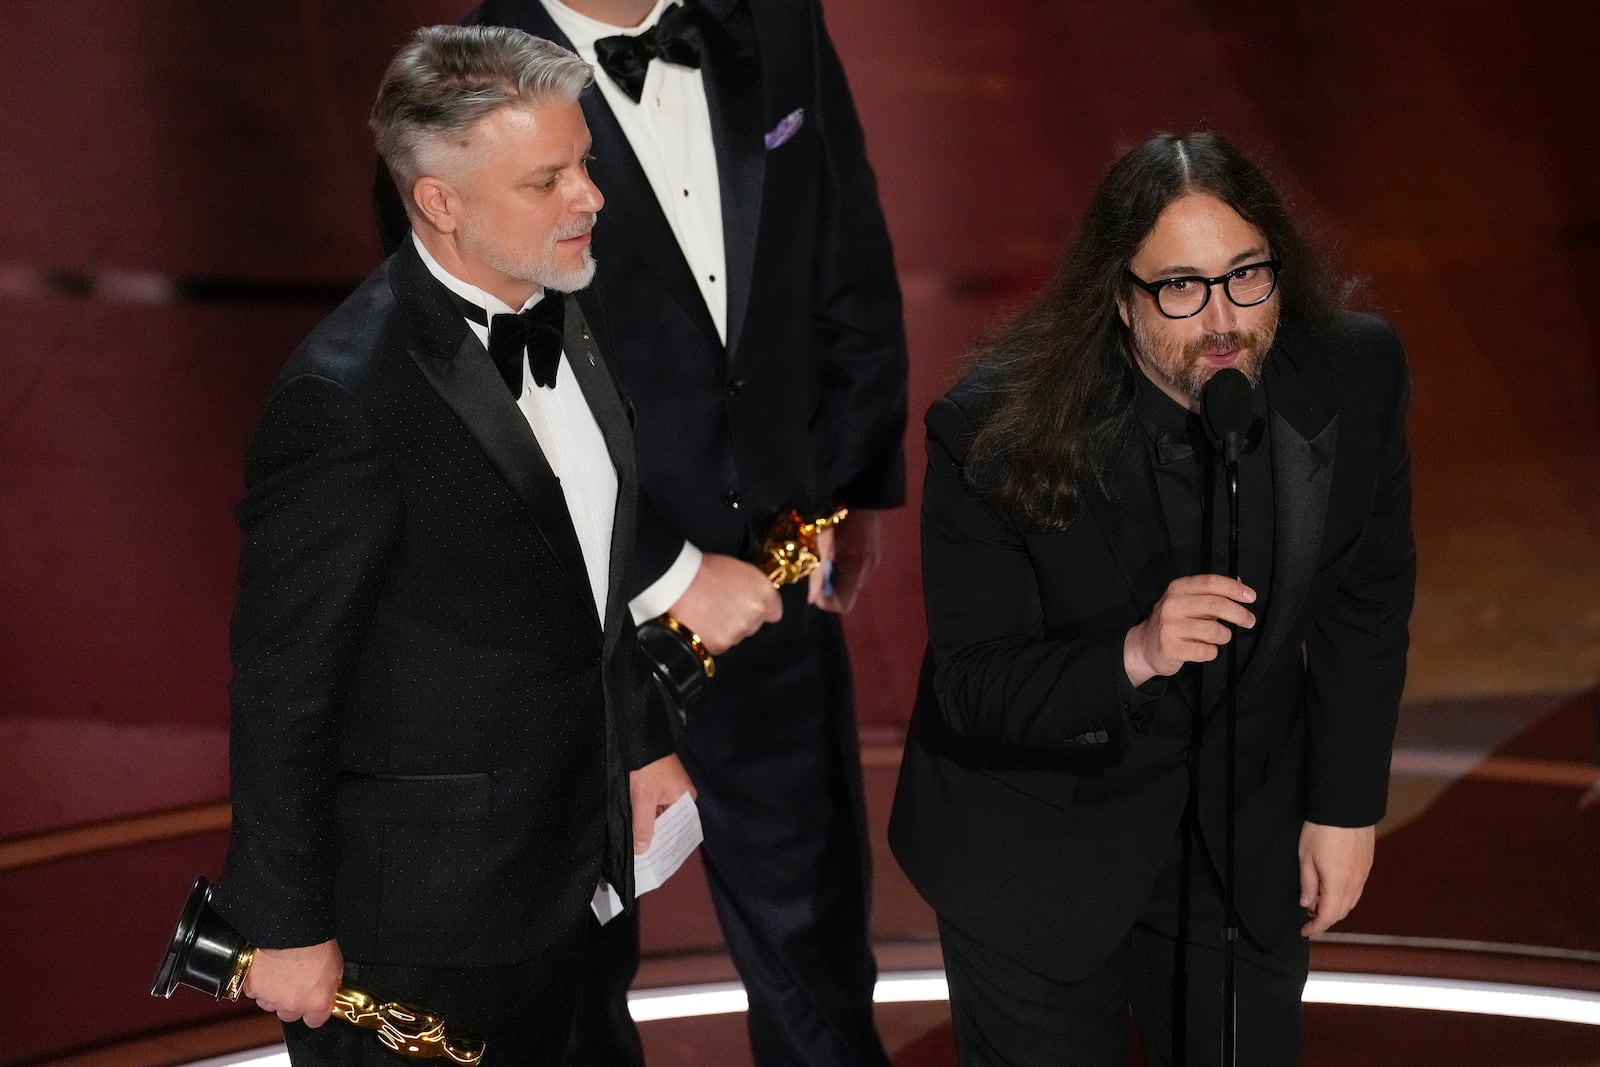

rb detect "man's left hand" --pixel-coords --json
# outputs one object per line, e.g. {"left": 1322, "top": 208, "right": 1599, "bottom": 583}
{"left": 1298, "top": 821, "right": 1376, "bottom": 936}
{"left": 629, "top": 754, "right": 696, "bottom": 854}
{"left": 808, "top": 509, "right": 884, "bottom": 614}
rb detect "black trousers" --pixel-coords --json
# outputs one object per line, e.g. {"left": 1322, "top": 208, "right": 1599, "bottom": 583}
{"left": 567, "top": 591, "right": 889, "bottom": 1067}
{"left": 938, "top": 826, "right": 1308, "bottom": 1067}
{"left": 282, "top": 926, "right": 586, "bottom": 1067}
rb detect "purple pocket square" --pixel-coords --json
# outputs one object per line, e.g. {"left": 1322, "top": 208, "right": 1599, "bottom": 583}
{"left": 763, "top": 108, "right": 805, "bottom": 150}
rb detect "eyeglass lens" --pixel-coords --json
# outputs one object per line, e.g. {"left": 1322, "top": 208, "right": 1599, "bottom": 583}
{"left": 1158, "top": 264, "right": 1276, "bottom": 317}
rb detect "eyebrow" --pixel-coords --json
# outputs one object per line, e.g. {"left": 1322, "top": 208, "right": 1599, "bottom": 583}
{"left": 521, "top": 142, "right": 594, "bottom": 184}
{"left": 1147, "top": 247, "right": 1271, "bottom": 277}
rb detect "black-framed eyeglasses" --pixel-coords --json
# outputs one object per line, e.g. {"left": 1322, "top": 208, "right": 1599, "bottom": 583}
{"left": 1125, "top": 259, "right": 1283, "bottom": 319}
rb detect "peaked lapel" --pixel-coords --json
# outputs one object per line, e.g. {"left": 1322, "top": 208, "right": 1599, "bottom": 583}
{"left": 388, "top": 241, "right": 594, "bottom": 621}
{"left": 698, "top": 0, "right": 765, "bottom": 361}
{"left": 1237, "top": 343, "right": 1337, "bottom": 694}
{"left": 560, "top": 293, "right": 637, "bottom": 646}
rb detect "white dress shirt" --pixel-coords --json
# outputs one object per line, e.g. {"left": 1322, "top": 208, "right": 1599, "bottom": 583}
{"left": 413, "top": 233, "right": 618, "bottom": 621}
{"left": 544, "top": 0, "right": 725, "bottom": 623}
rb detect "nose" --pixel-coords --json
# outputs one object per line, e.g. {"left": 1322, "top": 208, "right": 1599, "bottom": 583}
{"left": 1199, "top": 281, "right": 1237, "bottom": 332}
{"left": 573, "top": 171, "right": 604, "bottom": 214}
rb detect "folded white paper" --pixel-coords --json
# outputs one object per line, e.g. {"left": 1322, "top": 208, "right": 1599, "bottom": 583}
{"left": 591, "top": 792, "right": 703, "bottom": 924}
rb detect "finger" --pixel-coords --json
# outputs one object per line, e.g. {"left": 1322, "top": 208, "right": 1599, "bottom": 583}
{"left": 806, "top": 562, "right": 826, "bottom": 606}
{"left": 1174, "top": 573, "right": 1257, "bottom": 603}
{"left": 1299, "top": 849, "right": 1320, "bottom": 913}
{"left": 1207, "top": 599, "right": 1258, "bottom": 629}
{"left": 631, "top": 804, "right": 654, "bottom": 854}
{"left": 1301, "top": 903, "right": 1337, "bottom": 937}
{"left": 1175, "top": 594, "right": 1255, "bottom": 629}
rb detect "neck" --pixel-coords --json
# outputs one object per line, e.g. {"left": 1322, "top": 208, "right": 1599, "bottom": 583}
{"left": 414, "top": 229, "right": 540, "bottom": 310}
{"left": 557, "top": 0, "right": 658, "bottom": 28}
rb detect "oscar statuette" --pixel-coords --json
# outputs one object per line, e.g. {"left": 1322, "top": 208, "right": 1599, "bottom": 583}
{"left": 638, "top": 505, "right": 848, "bottom": 719}
{"left": 151, "top": 877, "right": 485, "bottom": 1064}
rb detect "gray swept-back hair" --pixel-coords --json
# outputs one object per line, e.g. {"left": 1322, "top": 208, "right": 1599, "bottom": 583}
{"left": 371, "top": 25, "right": 593, "bottom": 214}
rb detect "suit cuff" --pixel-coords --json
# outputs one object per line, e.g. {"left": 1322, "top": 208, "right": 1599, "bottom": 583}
{"left": 629, "top": 541, "right": 702, "bottom": 623}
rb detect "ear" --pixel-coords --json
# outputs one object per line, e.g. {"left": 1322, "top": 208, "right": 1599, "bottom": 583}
{"left": 1116, "top": 291, "right": 1131, "bottom": 329}
{"left": 411, "top": 177, "right": 460, "bottom": 235}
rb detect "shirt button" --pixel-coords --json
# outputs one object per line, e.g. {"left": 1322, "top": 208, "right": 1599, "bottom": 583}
{"left": 726, "top": 379, "right": 743, "bottom": 397}
{"left": 722, "top": 489, "right": 743, "bottom": 510}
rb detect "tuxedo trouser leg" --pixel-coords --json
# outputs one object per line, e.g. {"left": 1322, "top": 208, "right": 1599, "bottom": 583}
{"left": 561, "top": 910, "right": 646, "bottom": 1067}
{"left": 937, "top": 917, "right": 1132, "bottom": 1067}
{"left": 281, "top": 928, "right": 585, "bottom": 1067}
{"left": 1129, "top": 824, "right": 1308, "bottom": 1067}
{"left": 677, "top": 595, "right": 889, "bottom": 1067}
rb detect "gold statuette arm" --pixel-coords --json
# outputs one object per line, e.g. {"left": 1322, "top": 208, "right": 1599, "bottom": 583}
{"left": 331, "top": 985, "right": 486, "bottom": 1064}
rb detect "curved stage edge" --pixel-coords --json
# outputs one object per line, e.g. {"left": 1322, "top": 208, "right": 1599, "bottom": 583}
{"left": 28, "top": 943, "right": 1600, "bottom": 1067}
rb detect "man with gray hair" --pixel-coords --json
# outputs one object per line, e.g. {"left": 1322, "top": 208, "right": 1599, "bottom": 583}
{"left": 211, "top": 25, "right": 691, "bottom": 1064}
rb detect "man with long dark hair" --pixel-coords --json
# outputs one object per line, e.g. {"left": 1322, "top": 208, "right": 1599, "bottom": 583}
{"left": 890, "top": 132, "right": 1415, "bottom": 1065}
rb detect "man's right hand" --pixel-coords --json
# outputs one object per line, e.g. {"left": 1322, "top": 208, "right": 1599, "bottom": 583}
{"left": 243, "top": 938, "right": 343, "bottom": 1027}
{"left": 668, "top": 553, "right": 782, "bottom": 654}
{"left": 1123, "top": 574, "right": 1256, "bottom": 687}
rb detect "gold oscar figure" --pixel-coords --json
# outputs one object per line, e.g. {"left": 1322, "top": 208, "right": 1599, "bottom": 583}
{"left": 636, "top": 505, "right": 847, "bottom": 709}
{"left": 151, "top": 877, "right": 485, "bottom": 1064}
{"left": 636, "top": 505, "right": 848, "bottom": 717}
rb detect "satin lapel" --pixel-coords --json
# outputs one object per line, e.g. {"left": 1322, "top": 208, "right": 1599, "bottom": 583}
{"left": 389, "top": 244, "right": 590, "bottom": 612}
{"left": 700, "top": 0, "right": 765, "bottom": 361}
{"left": 561, "top": 294, "right": 637, "bottom": 642}
{"left": 1239, "top": 356, "right": 1337, "bottom": 692}
{"left": 583, "top": 98, "right": 721, "bottom": 345}
{"left": 1084, "top": 427, "right": 1174, "bottom": 623}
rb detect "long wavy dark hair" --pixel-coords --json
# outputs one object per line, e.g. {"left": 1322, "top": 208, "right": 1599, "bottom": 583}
{"left": 965, "top": 132, "right": 1350, "bottom": 529}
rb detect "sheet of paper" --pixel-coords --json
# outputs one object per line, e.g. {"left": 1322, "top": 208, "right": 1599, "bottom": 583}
{"left": 591, "top": 792, "right": 703, "bottom": 924}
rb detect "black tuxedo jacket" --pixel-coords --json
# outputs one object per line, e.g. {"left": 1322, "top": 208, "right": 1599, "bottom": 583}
{"left": 454, "top": 0, "right": 908, "bottom": 589}
{"left": 213, "top": 239, "right": 673, "bottom": 969}
{"left": 889, "top": 312, "right": 1416, "bottom": 982}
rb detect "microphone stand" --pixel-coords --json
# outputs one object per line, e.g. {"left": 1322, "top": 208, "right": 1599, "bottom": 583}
{"left": 1201, "top": 366, "right": 1253, "bottom": 1067}
{"left": 1221, "top": 429, "right": 1241, "bottom": 1067}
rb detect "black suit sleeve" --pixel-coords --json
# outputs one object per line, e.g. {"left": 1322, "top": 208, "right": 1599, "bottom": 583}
{"left": 1303, "top": 318, "right": 1416, "bottom": 827}
{"left": 213, "top": 374, "right": 402, "bottom": 947}
{"left": 807, "top": 2, "right": 908, "bottom": 511}
{"left": 919, "top": 397, "right": 1140, "bottom": 758}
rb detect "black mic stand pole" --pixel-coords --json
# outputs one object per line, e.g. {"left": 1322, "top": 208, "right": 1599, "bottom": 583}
{"left": 1221, "top": 429, "right": 1241, "bottom": 1067}
{"left": 1203, "top": 366, "right": 1253, "bottom": 1067}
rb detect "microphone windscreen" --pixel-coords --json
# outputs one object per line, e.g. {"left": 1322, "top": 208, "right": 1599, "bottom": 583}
{"left": 1201, "top": 368, "right": 1255, "bottom": 446}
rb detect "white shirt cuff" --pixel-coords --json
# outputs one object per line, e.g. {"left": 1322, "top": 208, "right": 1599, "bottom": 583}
{"left": 629, "top": 541, "right": 703, "bottom": 623}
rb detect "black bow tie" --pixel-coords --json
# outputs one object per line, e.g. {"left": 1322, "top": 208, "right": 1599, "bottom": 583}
{"left": 1151, "top": 416, "right": 1264, "bottom": 465}
{"left": 1151, "top": 424, "right": 1205, "bottom": 466}
{"left": 448, "top": 290, "right": 564, "bottom": 394}
{"left": 594, "top": 3, "right": 704, "bottom": 104}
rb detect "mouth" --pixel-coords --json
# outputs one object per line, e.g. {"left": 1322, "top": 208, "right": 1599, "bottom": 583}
{"left": 1200, "top": 349, "right": 1239, "bottom": 368}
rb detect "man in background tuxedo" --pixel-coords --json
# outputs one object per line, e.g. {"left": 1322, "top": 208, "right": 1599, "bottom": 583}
{"left": 378, "top": 1, "right": 909, "bottom": 1063}
{"left": 890, "top": 133, "right": 1416, "bottom": 1065}
{"left": 214, "top": 26, "right": 691, "bottom": 1064}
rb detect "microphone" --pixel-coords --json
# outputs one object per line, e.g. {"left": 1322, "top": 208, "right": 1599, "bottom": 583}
{"left": 1201, "top": 368, "right": 1257, "bottom": 466}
